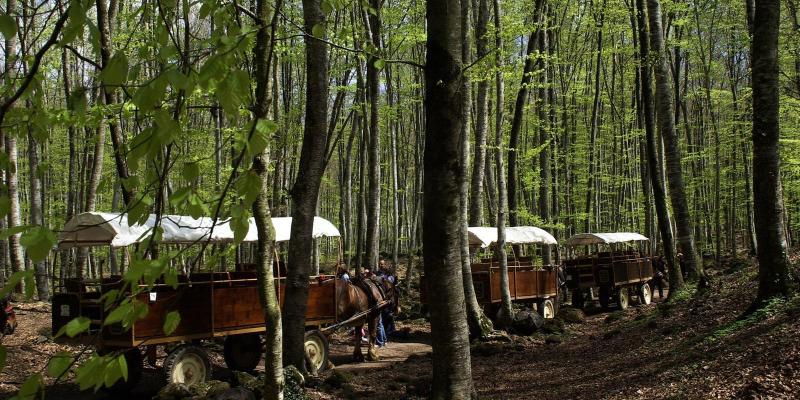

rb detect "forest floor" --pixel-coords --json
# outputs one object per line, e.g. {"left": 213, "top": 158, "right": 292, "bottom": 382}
{"left": 1, "top": 258, "right": 799, "bottom": 399}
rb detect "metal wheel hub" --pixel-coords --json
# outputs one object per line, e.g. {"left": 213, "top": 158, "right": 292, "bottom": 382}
{"left": 305, "top": 337, "right": 325, "bottom": 370}
{"left": 172, "top": 353, "right": 206, "bottom": 385}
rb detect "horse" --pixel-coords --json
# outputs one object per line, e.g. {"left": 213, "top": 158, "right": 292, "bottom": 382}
{"left": 0, "top": 294, "right": 17, "bottom": 339}
{"left": 336, "top": 275, "right": 400, "bottom": 362}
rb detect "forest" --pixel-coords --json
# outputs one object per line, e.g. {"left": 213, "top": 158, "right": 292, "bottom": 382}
{"left": 0, "top": 0, "right": 797, "bottom": 398}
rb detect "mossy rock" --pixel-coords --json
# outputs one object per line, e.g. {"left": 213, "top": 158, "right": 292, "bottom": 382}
{"left": 604, "top": 311, "right": 624, "bottom": 323}
{"left": 325, "top": 369, "right": 355, "bottom": 388}
{"left": 541, "top": 318, "right": 565, "bottom": 334}
{"left": 544, "top": 335, "right": 562, "bottom": 345}
{"left": 233, "top": 371, "right": 260, "bottom": 392}
{"left": 206, "top": 380, "right": 231, "bottom": 398}
{"left": 558, "top": 307, "right": 586, "bottom": 323}
{"left": 155, "top": 383, "right": 192, "bottom": 400}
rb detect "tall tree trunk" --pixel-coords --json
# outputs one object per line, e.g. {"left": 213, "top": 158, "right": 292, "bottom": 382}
{"left": 284, "top": 0, "right": 330, "bottom": 372}
{"left": 636, "top": 0, "right": 681, "bottom": 291}
{"left": 424, "top": 0, "right": 475, "bottom": 395}
{"left": 494, "top": 0, "right": 512, "bottom": 327}
{"left": 749, "top": 0, "right": 790, "bottom": 306}
{"left": 96, "top": 0, "right": 134, "bottom": 206}
{"left": 507, "top": 8, "right": 543, "bottom": 227}
{"left": 28, "top": 131, "right": 49, "bottom": 300}
{"left": 251, "top": 0, "right": 284, "bottom": 397}
{"left": 364, "top": 0, "right": 382, "bottom": 269}
{"left": 647, "top": 0, "right": 699, "bottom": 283}
{"left": 3, "top": 0, "right": 24, "bottom": 293}
{"left": 469, "top": 0, "right": 490, "bottom": 226}
{"left": 460, "top": 0, "right": 493, "bottom": 339}
{"left": 584, "top": 0, "right": 607, "bottom": 233}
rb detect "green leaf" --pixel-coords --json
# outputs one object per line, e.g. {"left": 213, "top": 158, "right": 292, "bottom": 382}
{"left": 312, "top": 23, "right": 326, "bottom": 38}
{"left": 0, "top": 271, "right": 32, "bottom": 299}
{"left": 0, "top": 346, "right": 6, "bottom": 373}
{"left": 100, "top": 53, "right": 129, "bottom": 86}
{"left": 0, "top": 14, "right": 17, "bottom": 39}
{"left": 20, "top": 226, "right": 57, "bottom": 263}
{"left": 12, "top": 373, "right": 42, "bottom": 400}
{"left": 181, "top": 162, "right": 200, "bottom": 181}
{"left": 61, "top": 2, "right": 86, "bottom": 44}
{"left": 74, "top": 355, "right": 104, "bottom": 391}
{"left": 0, "top": 195, "right": 10, "bottom": 219}
{"left": 118, "top": 353, "right": 128, "bottom": 382}
{"left": 248, "top": 119, "right": 278, "bottom": 157}
{"left": 47, "top": 352, "right": 73, "bottom": 378}
{"left": 103, "top": 356, "right": 124, "bottom": 388}
{"left": 163, "top": 311, "right": 181, "bottom": 335}
{"left": 67, "top": 87, "right": 88, "bottom": 116}
{"left": 64, "top": 317, "right": 91, "bottom": 338}
{"left": 373, "top": 58, "right": 385, "bottom": 70}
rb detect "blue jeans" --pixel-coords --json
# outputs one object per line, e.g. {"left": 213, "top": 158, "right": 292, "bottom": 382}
{"left": 375, "top": 315, "right": 387, "bottom": 347}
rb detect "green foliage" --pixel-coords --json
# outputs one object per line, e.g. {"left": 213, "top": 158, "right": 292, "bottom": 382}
{"left": 0, "top": 13, "right": 17, "bottom": 39}
{"left": 163, "top": 311, "right": 181, "bottom": 335}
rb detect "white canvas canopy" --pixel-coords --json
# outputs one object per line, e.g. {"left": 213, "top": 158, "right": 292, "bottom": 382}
{"left": 58, "top": 212, "right": 340, "bottom": 248}
{"left": 566, "top": 232, "right": 649, "bottom": 246}
{"left": 467, "top": 226, "right": 557, "bottom": 248}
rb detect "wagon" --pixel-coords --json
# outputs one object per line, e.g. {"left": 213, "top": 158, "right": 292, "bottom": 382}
{"left": 422, "top": 226, "right": 560, "bottom": 319}
{"left": 52, "top": 212, "right": 342, "bottom": 390}
{"left": 564, "top": 232, "right": 653, "bottom": 310}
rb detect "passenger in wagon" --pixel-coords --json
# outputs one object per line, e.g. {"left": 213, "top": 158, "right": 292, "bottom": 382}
{"left": 337, "top": 264, "right": 351, "bottom": 282}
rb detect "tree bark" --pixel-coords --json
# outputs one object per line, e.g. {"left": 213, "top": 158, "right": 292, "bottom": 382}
{"left": 469, "top": 0, "right": 490, "bottom": 227}
{"left": 460, "top": 0, "right": 493, "bottom": 339}
{"left": 635, "top": 0, "right": 681, "bottom": 291}
{"left": 584, "top": 0, "right": 606, "bottom": 233}
{"left": 3, "top": 0, "right": 24, "bottom": 293}
{"left": 493, "top": 0, "right": 513, "bottom": 327}
{"left": 424, "top": 0, "right": 475, "bottom": 395}
{"left": 284, "top": 0, "right": 330, "bottom": 372}
{"left": 364, "top": 0, "right": 382, "bottom": 269}
{"left": 750, "top": 0, "right": 790, "bottom": 305}
{"left": 646, "top": 0, "right": 699, "bottom": 283}
{"left": 251, "top": 0, "right": 284, "bottom": 397}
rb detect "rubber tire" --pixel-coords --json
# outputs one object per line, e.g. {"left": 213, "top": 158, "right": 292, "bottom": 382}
{"left": 571, "top": 289, "right": 585, "bottom": 309}
{"left": 102, "top": 348, "right": 143, "bottom": 393}
{"left": 224, "top": 333, "right": 262, "bottom": 372}
{"left": 616, "top": 289, "right": 629, "bottom": 310}
{"left": 537, "top": 299, "right": 556, "bottom": 319}
{"left": 598, "top": 287, "right": 611, "bottom": 310}
{"left": 163, "top": 344, "right": 212, "bottom": 385}
{"left": 304, "top": 330, "right": 329, "bottom": 375}
{"left": 638, "top": 283, "right": 652, "bottom": 305}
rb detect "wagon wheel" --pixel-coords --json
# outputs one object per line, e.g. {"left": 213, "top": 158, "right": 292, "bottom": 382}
{"left": 224, "top": 333, "right": 262, "bottom": 372}
{"left": 537, "top": 299, "right": 556, "bottom": 319}
{"left": 616, "top": 289, "right": 629, "bottom": 310}
{"left": 101, "top": 348, "right": 143, "bottom": 393}
{"left": 638, "top": 283, "right": 652, "bottom": 305}
{"left": 163, "top": 344, "right": 212, "bottom": 385}
{"left": 304, "top": 330, "right": 329, "bottom": 374}
{"left": 598, "top": 287, "right": 611, "bottom": 310}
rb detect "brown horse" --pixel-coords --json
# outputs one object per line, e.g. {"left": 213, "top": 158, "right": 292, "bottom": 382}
{"left": 336, "top": 276, "right": 399, "bottom": 362}
{"left": 0, "top": 295, "right": 17, "bottom": 339}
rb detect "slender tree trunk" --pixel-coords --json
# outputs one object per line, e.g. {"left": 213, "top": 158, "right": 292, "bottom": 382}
{"left": 250, "top": 0, "right": 284, "bottom": 397}
{"left": 460, "top": 0, "right": 493, "bottom": 339}
{"left": 284, "top": 0, "right": 330, "bottom": 372}
{"left": 28, "top": 130, "right": 49, "bottom": 300}
{"left": 647, "top": 0, "right": 699, "bottom": 283}
{"left": 584, "top": 0, "right": 607, "bottom": 233}
{"left": 469, "top": 0, "right": 490, "bottom": 226}
{"left": 494, "top": 0, "right": 512, "bottom": 327}
{"left": 636, "top": 0, "right": 682, "bottom": 291}
{"left": 749, "top": 0, "right": 790, "bottom": 306}
{"left": 96, "top": 0, "right": 133, "bottom": 206}
{"left": 365, "top": 0, "right": 382, "bottom": 269}
{"left": 424, "top": 0, "right": 475, "bottom": 395}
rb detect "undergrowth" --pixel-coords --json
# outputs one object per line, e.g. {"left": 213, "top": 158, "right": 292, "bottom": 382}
{"left": 703, "top": 294, "right": 800, "bottom": 344}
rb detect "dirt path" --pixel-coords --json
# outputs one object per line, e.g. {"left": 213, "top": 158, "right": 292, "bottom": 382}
{"left": 2, "top": 264, "right": 798, "bottom": 399}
